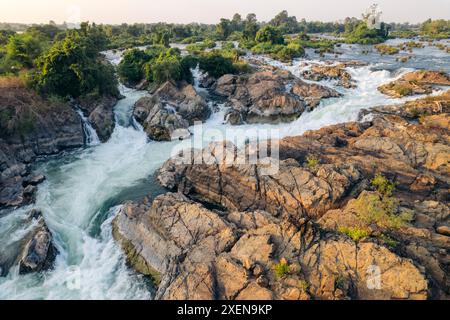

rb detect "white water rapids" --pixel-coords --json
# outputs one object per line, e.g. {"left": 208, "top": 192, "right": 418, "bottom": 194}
{"left": 0, "top": 46, "right": 447, "bottom": 299}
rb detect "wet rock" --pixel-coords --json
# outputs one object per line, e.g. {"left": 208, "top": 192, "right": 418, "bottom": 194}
{"left": 0, "top": 209, "right": 57, "bottom": 276}
{"left": 19, "top": 222, "right": 58, "bottom": 275}
{"left": 133, "top": 97, "right": 191, "bottom": 141}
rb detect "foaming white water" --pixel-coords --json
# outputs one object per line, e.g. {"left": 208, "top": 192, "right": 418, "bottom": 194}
{"left": 0, "top": 88, "right": 157, "bottom": 300}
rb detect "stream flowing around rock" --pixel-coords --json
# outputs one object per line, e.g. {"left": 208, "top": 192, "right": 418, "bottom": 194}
{"left": 0, "top": 41, "right": 448, "bottom": 299}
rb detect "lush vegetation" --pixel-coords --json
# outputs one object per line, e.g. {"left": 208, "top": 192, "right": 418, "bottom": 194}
{"left": 421, "top": 19, "right": 450, "bottom": 39}
{"left": 0, "top": 22, "right": 119, "bottom": 100}
{"left": 375, "top": 44, "right": 400, "bottom": 55}
{"left": 344, "top": 22, "right": 389, "bottom": 44}
{"left": 118, "top": 46, "right": 193, "bottom": 86}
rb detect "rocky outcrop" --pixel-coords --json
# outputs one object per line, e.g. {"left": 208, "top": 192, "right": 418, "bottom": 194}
{"left": 378, "top": 70, "right": 450, "bottom": 98}
{"left": 213, "top": 70, "right": 340, "bottom": 125}
{"left": 77, "top": 94, "right": 119, "bottom": 143}
{"left": 0, "top": 209, "right": 57, "bottom": 276}
{"left": 152, "top": 91, "right": 450, "bottom": 299}
{"left": 0, "top": 83, "right": 84, "bottom": 209}
{"left": 301, "top": 63, "right": 357, "bottom": 89}
{"left": 113, "top": 193, "right": 429, "bottom": 300}
{"left": 133, "top": 81, "right": 210, "bottom": 141}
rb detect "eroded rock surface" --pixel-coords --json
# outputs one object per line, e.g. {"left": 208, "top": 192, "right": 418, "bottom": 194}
{"left": 301, "top": 63, "right": 357, "bottom": 89}
{"left": 213, "top": 69, "right": 340, "bottom": 125}
{"left": 145, "top": 91, "right": 450, "bottom": 299}
{"left": 114, "top": 193, "right": 429, "bottom": 300}
{"left": 133, "top": 81, "right": 210, "bottom": 141}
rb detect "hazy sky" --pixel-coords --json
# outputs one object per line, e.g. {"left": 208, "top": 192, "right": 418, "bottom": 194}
{"left": 1, "top": 0, "right": 449, "bottom": 24}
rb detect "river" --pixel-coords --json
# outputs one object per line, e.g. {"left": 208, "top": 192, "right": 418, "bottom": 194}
{"left": 0, "top": 40, "right": 448, "bottom": 299}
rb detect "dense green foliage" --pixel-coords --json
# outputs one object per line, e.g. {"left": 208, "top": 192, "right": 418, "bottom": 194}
{"left": 0, "top": 22, "right": 119, "bottom": 99}
{"left": 421, "top": 19, "right": 450, "bottom": 39}
{"left": 118, "top": 46, "right": 193, "bottom": 85}
{"left": 345, "top": 22, "right": 389, "bottom": 44}
{"left": 32, "top": 26, "right": 119, "bottom": 98}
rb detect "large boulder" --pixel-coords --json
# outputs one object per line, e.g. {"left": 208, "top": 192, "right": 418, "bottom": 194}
{"left": 0, "top": 209, "right": 57, "bottom": 276}
{"left": 214, "top": 69, "right": 340, "bottom": 125}
{"left": 133, "top": 81, "right": 210, "bottom": 141}
{"left": 79, "top": 95, "right": 118, "bottom": 143}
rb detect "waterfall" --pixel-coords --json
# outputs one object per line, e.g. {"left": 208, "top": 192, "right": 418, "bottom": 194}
{"left": 191, "top": 64, "right": 208, "bottom": 94}
{"left": 75, "top": 109, "right": 101, "bottom": 146}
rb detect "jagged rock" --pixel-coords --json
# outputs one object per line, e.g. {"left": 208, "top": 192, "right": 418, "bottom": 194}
{"left": 214, "top": 69, "right": 340, "bottom": 124}
{"left": 0, "top": 209, "right": 57, "bottom": 276}
{"left": 19, "top": 221, "right": 58, "bottom": 275}
{"left": 301, "top": 63, "right": 356, "bottom": 88}
{"left": 113, "top": 194, "right": 429, "bottom": 300}
{"left": 133, "top": 81, "right": 210, "bottom": 141}
{"left": 158, "top": 141, "right": 362, "bottom": 220}
{"left": 153, "top": 91, "right": 450, "bottom": 298}
{"left": 378, "top": 70, "right": 450, "bottom": 98}
{"left": 133, "top": 97, "right": 191, "bottom": 141}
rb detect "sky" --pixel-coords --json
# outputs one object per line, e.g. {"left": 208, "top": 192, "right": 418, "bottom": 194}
{"left": 1, "top": 0, "right": 449, "bottom": 24}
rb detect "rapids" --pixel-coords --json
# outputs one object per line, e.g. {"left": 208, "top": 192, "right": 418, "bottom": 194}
{"left": 0, "top": 40, "right": 448, "bottom": 299}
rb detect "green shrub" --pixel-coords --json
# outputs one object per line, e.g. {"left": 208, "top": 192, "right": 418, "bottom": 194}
{"left": 274, "top": 259, "right": 290, "bottom": 279}
{"left": 375, "top": 44, "right": 400, "bottom": 55}
{"left": 339, "top": 227, "right": 369, "bottom": 242}
{"left": 255, "top": 25, "right": 285, "bottom": 45}
{"left": 351, "top": 192, "right": 411, "bottom": 229}
{"left": 371, "top": 174, "right": 396, "bottom": 197}
{"left": 197, "top": 52, "right": 235, "bottom": 78}
{"left": 305, "top": 155, "right": 319, "bottom": 170}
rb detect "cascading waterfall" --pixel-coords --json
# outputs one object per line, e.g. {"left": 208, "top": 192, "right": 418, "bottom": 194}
{"left": 75, "top": 109, "right": 101, "bottom": 146}
{"left": 0, "top": 43, "right": 447, "bottom": 300}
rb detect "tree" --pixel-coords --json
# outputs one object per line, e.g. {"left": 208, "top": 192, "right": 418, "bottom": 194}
{"left": 255, "top": 25, "right": 284, "bottom": 45}
{"left": 270, "top": 10, "right": 298, "bottom": 34}
{"left": 118, "top": 48, "right": 150, "bottom": 84}
{"left": 216, "top": 19, "right": 232, "bottom": 40}
{"left": 198, "top": 52, "right": 234, "bottom": 78}
{"left": 5, "top": 33, "right": 43, "bottom": 69}
{"left": 243, "top": 14, "right": 259, "bottom": 41}
{"left": 33, "top": 29, "right": 118, "bottom": 98}
{"left": 231, "top": 13, "right": 243, "bottom": 32}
